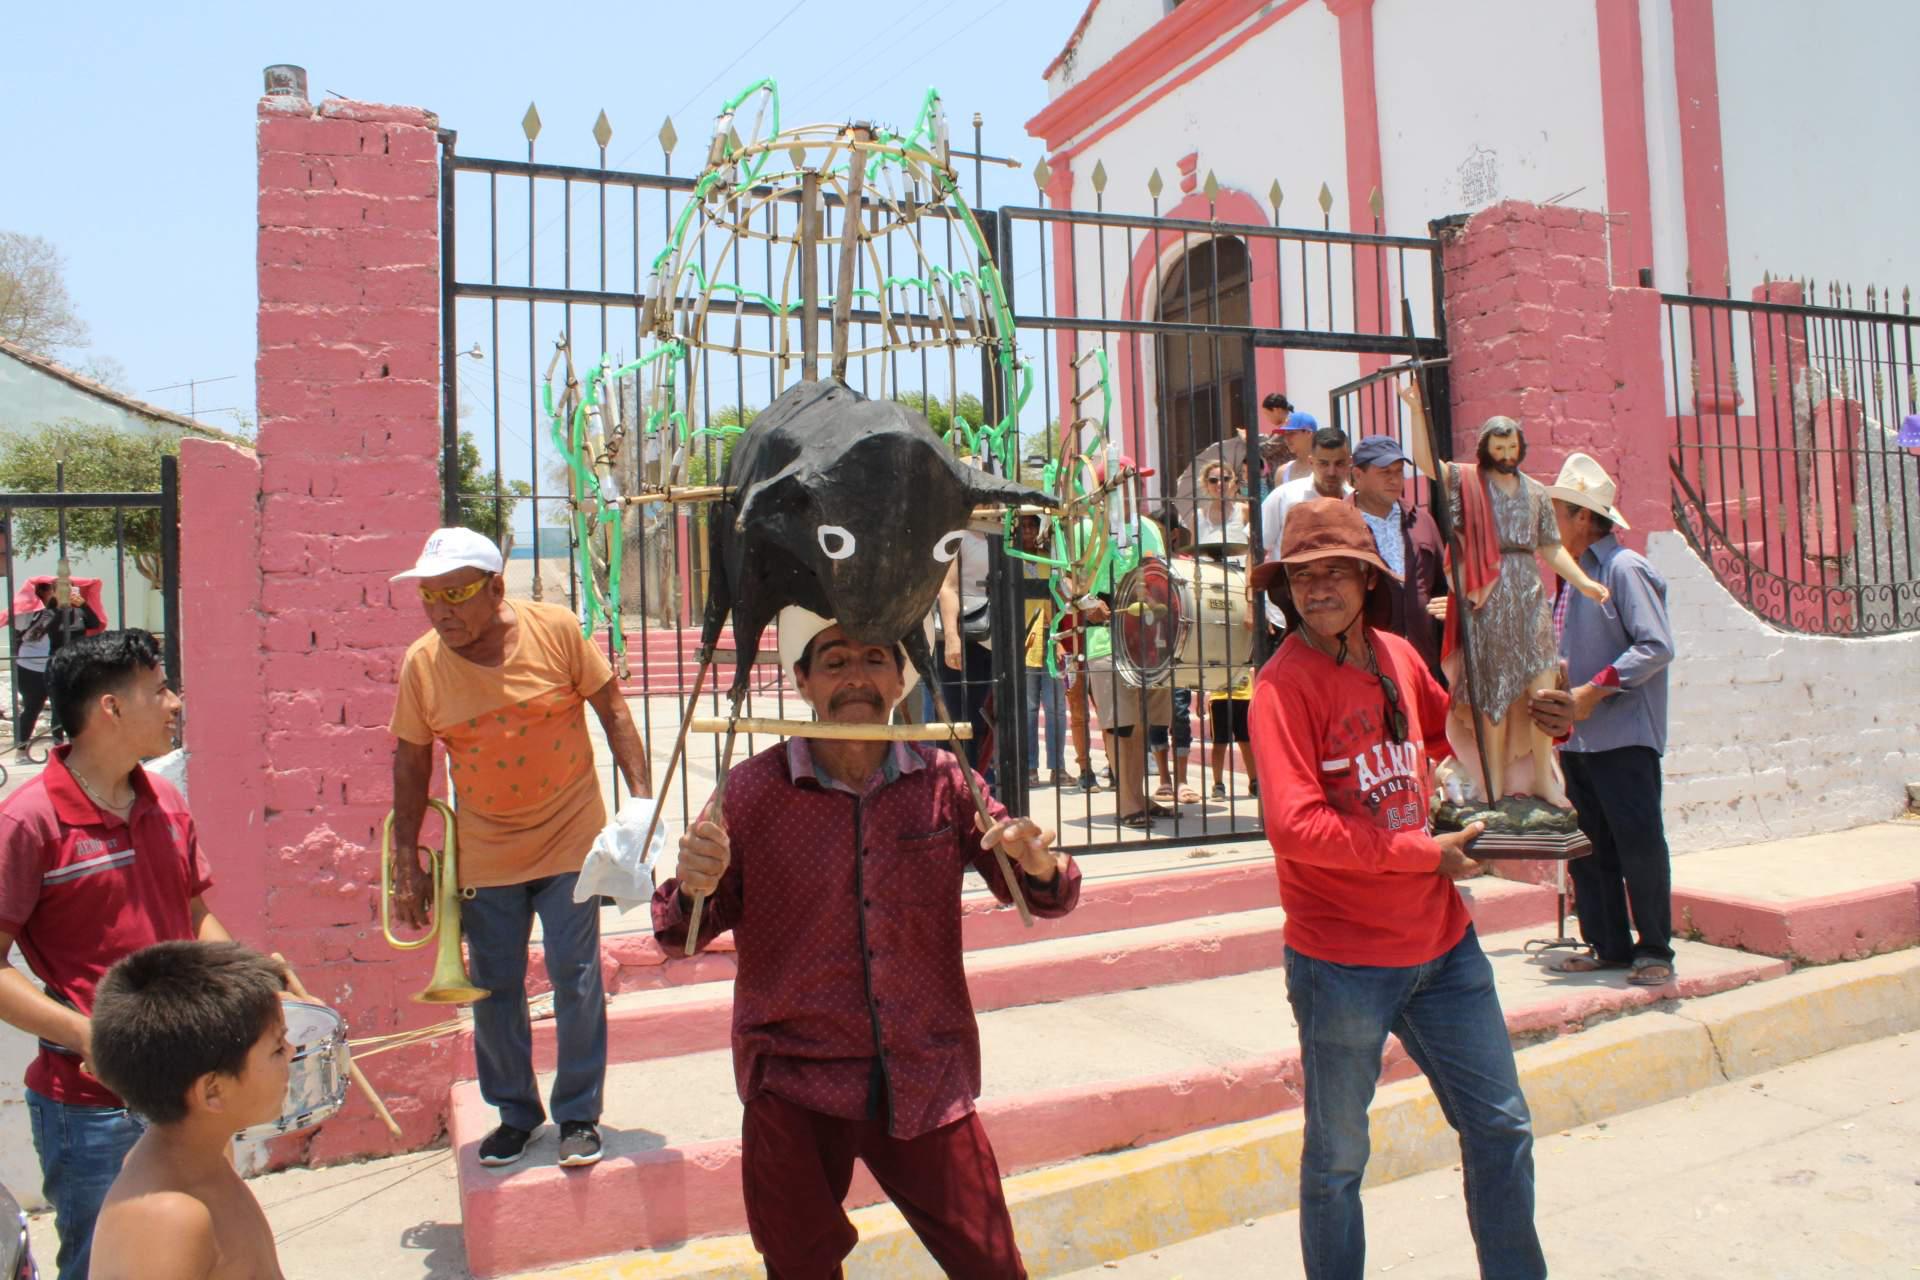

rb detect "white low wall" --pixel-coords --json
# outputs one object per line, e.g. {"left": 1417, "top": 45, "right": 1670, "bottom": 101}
{"left": 1654, "top": 531, "right": 1920, "bottom": 851}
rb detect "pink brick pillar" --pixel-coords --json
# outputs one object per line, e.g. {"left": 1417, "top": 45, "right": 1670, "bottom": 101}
{"left": 1437, "top": 201, "right": 1669, "bottom": 542}
{"left": 181, "top": 93, "right": 456, "bottom": 1162}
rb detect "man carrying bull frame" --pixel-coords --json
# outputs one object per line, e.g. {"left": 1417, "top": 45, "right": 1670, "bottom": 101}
{"left": 386, "top": 527, "right": 651, "bottom": 1171}
{"left": 656, "top": 606, "right": 1080, "bottom": 1278}
{"left": 1247, "top": 498, "right": 1546, "bottom": 1280}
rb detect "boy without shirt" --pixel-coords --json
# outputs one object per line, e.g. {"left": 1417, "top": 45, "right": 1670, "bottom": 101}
{"left": 87, "top": 940, "right": 291, "bottom": 1280}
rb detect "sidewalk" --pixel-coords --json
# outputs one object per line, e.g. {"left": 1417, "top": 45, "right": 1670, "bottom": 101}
{"left": 1059, "top": 1030, "right": 1919, "bottom": 1279}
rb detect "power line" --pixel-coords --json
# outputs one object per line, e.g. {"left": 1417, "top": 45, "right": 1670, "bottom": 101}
{"left": 788, "top": 0, "right": 941, "bottom": 104}
{"left": 836, "top": 0, "right": 1018, "bottom": 116}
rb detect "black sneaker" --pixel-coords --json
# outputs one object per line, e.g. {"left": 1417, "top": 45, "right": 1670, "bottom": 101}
{"left": 478, "top": 1123, "right": 535, "bottom": 1167}
{"left": 1077, "top": 772, "right": 1096, "bottom": 792}
{"left": 557, "top": 1120, "right": 603, "bottom": 1168}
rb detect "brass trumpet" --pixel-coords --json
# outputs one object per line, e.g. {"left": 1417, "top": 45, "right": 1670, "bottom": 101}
{"left": 380, "top": 800, "right": 488, "bottom": 1005}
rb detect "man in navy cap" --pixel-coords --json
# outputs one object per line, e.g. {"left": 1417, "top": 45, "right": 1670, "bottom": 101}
{"left": 1348, "top": 435, "right": 1448, "bottom": 679}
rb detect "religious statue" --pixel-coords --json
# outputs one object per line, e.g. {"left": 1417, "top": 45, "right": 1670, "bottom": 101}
{"left": 1399, "top": 380, "right": 1609, "bottom": 813}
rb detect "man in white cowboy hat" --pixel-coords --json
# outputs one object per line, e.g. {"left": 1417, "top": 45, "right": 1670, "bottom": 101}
{"left": 1538, "top": 455, "right": 1678, "bottom": 988}
{"left": 655, "top": 606, "right": 1079, "bottom": 1278}
{"left": 386, "top": 526, "right": 651, "bottom": 1171}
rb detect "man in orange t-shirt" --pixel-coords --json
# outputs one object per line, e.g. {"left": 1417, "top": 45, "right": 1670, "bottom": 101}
{"left": 387, "top": 528, "right": 649, "bottom": 1170}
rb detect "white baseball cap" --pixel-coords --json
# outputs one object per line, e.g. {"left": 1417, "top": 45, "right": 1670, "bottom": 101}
{"left": 390, "top": 527, "right": 505, "bottom": 581}
{"left": 776, "top": 607, "right": 934, "bottom": 709}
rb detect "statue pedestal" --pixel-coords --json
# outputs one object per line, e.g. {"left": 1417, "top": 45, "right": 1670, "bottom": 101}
{"left": 1432, "top": 794, "right": 1593, "bottom": 861}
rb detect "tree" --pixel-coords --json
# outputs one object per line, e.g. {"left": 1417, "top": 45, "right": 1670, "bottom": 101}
{"left": 0, "top": 232, "right": 88, "bottom": 356}
{"left": 451, "top": 430, "right": 532, "bottom": 553}
{"left": 0, "top": 421, "right": 179, "bottom": 585}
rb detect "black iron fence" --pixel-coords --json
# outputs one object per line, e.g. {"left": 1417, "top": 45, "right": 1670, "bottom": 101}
{"left": 0, "top": 456, "right": 182, "bottom": 755}
{"left": 439, "top": 107, "right": 1453, "bottom": 855}
{"left": 1664, "top": 285, "right": 1920, "bottom": 635}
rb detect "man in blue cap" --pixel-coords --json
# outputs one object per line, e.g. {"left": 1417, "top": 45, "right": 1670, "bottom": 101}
{"left": 1348, "top": 434, "right": 1448, "bottom": 679}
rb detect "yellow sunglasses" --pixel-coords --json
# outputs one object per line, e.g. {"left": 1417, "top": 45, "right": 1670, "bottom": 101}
{"left": 417, "top": 576, "right": 492, "bottom": 605}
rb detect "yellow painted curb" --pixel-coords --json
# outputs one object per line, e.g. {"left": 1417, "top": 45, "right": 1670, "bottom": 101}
{"left": 515, "top": 952, "right": 1920, "bottom": 1280}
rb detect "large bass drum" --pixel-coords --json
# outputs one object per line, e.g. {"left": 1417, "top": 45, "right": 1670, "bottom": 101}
{"left": 1113, "top": 554, "right": 1255, "bottom": 693}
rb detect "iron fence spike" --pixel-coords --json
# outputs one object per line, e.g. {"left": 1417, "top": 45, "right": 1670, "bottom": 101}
{"left": 593, "top": 110, "right": 613, "bottom": 150}
{"left": 1091, "top": 159, "right": 1107, "bottom": 194}
{"left": 1368, "top": 185, "right": 1383, "bottom": 219}
{"left": 1147, "top": 168, "right": 1164, "bottom": 198}
{"left": 1317, "top": 182, "right": 1334, "bottom": 215}
{"left": 1268, "top": 179, "right": 1283, "bottom": 210}
{"left": 522, "top": 103, "right": 542, "bottom": 142}
{"left": 1203, "top": 170, "right": 1220, "bottom": 202}
{"left": 1033, "top": 158, "right": 1053, "bottom": 191}
{"left": 658, "top": 116, "right": 678, "bottom": 154}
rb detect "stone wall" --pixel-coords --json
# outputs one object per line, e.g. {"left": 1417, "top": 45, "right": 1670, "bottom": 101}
{"left": 1652, "top": 530, "right": 1920, "bottom": 850}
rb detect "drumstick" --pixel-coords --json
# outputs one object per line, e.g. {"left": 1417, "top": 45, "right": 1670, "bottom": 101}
{"left": 272, "top": 954, "right": 404, "bottom": 1141}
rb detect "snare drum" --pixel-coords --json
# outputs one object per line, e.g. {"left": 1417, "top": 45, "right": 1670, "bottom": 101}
{"left": 1113, "top": 554, "right": 1254, "bottom": 694}
{"left": 240, "top": 999, "right": 350, "bottom": 1143}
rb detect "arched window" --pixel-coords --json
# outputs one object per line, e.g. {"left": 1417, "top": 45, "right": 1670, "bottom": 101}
{"left": 1154, "top": 236, "right": 1250, "bottom": 487}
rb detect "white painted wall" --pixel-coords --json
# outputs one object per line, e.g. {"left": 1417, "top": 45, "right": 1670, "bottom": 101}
{"left": 1048, "top": 0, "right": 1170, "bottom": 95}
{"left": 1374, "top": 0, "right": 1610, "bottom": 224}
{"left": 1715, "top": 0, "right": 1920, "bottom": 299}
{"left": 1652, "top": 530, "right": 1920, "bottom": 851}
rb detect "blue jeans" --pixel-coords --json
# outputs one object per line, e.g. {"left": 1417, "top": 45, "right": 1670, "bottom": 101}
{"left": 1148, "top": 686, "right": 1193, "bottom": 752}
{"left": 463, "top": 871, "right": 607, "bottom": 1131}
{"left": 27, "top": 1088, "right": 144, "bottom": 1280}
{"left": 1023, "top": 669, "right": 1065, "bottom": 773}
{"left": 1284, "top": 928, "right": 1545, "bottom": 1280}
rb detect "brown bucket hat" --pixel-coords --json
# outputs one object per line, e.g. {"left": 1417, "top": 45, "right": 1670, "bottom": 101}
{"left": 1249, "top": 497, "right": 1400, "bottom": 630}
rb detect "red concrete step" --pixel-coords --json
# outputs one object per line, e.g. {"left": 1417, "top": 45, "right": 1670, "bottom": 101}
{"left": 479, "top": 876, "right": 1557, "bottom": 1080}
{"left": 450, "top": 926, "right": 1790, "bottom": 1277}
{"left": 521, "top": 859, "right": 1289, "bottom": 999}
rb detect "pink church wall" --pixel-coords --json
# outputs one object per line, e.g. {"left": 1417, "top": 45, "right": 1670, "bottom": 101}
{"left": 1437, "top": 199, "right": 1670, "bottom": 543}
{"left": 179, "top": 94, "right": 454, "bottom": 1163}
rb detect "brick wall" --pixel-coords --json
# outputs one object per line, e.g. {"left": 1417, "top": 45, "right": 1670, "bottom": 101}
{"left": 179, "top": 94, "right": 455, "bottom": 1163}
{"left": 1439, "top": 200, "right": 1667, "bottom": 541}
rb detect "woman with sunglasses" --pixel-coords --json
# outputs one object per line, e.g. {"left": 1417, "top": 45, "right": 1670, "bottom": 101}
{"left": 1245, "top": 499, "right": 1545, "bottom": 1280}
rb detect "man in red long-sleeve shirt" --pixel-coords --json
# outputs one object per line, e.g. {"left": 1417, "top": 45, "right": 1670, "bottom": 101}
{"left": 1246, "top": 499, "right": 1546, "bottom": 1280}
{"left": 655, "top": 606, "right": 1078, "bottom": 1279}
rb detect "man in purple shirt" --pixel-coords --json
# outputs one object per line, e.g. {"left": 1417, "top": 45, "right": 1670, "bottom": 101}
{"left": 655, "top": 607, "right": 1079, "bottom": 1279}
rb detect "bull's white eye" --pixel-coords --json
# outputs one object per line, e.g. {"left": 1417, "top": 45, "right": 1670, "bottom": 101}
{"left": 933, "top": 530, "right": 966, "bottom": 562}
{"left": 817, "top": 525, "right": 856, "bottom": 560}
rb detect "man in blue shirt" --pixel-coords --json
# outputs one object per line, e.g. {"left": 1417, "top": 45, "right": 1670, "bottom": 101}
{"left": 1540, "top": 455, "right": 1677, "bottom": 987}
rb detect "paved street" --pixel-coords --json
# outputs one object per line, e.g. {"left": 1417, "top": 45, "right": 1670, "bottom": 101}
{"left": 1061, "top": 1032, "right": 1920, "bottom": 1280}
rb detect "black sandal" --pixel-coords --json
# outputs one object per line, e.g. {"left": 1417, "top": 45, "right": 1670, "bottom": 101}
{"left": 1119, "top": 810, "right": 1156, "bottom": 829}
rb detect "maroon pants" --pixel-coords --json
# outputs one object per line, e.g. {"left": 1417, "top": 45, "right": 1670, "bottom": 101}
{"left": 740, "top": 1092, "right": 1027, "bottom": 1279}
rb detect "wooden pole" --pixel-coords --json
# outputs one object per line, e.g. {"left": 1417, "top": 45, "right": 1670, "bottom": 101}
{"left": 923, "top": 679, "right": 1032, "bottom": 928}
{"left": 800, "top": 171, "right": 821, "bottom": 383}
{"left": 683, "top": 693, "right": 747, "bottom": 956}
{"left": 688, "top": 716, "right": 971, "bottom": 740}
{"left": 830, "top": 125, "right": 870, "bottom": 382}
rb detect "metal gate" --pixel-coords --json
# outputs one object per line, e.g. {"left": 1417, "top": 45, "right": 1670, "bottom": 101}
{"left": 0, "top": 455, "right": 183, "bottom": 754}
{"left": 436, "top": 105, "right": 1450, "bottom": 855}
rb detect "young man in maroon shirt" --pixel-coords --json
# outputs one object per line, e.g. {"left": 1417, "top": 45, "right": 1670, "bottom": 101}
{"left": 1246, "top": 500, "right": 1545, "bottom": 1280}
{"left": 0, "top": 630, "right": 230, "bottom": 1280}
{"left": 656, "top": 607, "right": 1079, "bottom": 1278}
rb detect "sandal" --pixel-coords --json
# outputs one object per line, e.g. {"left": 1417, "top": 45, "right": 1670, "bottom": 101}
{"left": 1549, "top": 952, "right": 1628, "bottom": 975}
{"left": 1153, "top": 782, "right": 1176, "bottom": 800}
{"left": 1143, "top": 801, "right": 1176, "bottom": 818}
{"left": 1628, "top": 959, "right": 1675, "bottom": 987}
{"left": 1119, "top": 810, "right": 1156, "bottom": 829}
{"left": 1176, "top": 785, "right": 1204, "bottom": 805}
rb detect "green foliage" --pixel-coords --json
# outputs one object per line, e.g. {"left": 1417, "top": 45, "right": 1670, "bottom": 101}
{"left": 892, "top": 391, "right": 987, "bottom": 444}
{"left": 453, "top": 430, "right": 532, "bottom": 545}
{"left": 0, "top": 421, "right": 177, "bottom": 583}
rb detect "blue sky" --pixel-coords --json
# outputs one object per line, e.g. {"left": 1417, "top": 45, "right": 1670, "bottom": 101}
{"left": 1, "top": 0, "right": 1072, "bottom": 451}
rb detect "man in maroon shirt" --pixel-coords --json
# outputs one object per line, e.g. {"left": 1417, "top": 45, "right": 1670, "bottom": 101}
{"left": 655, "top": 606, "right": 1079, "bottom": 1278}
{"left": 0, "top": 630, "right": 230, "bottom": 1280}
{"left": 1246, "top": 501, "right": 1544, "bottom": 1280}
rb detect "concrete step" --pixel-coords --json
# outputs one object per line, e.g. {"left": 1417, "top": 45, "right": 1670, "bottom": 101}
{"left": 452, "top": 924, "right": 1788, "bottom": 1277}
{"left": 507, "top": 950, "right": 1920, "bottom": 1280}
{"left": 1491, "top": 820, "right": 1920, "bottom": 962}
{"left": 485, "top": 875, "right": 1555, "bottom": 1079}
